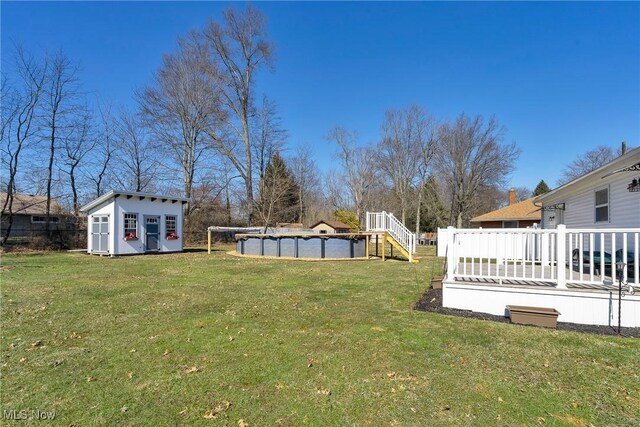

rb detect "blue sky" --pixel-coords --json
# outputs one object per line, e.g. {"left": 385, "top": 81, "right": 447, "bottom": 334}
{"left": 2, "top": 1, "right": 639, "bottom": 191}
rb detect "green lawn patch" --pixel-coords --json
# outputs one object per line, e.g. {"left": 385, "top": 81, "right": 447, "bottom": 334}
{"left": 1, "top": 247, "right": 639, "bottom": 425}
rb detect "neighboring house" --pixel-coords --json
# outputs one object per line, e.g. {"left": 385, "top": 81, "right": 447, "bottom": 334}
{"left": 537, "top": 147, "right": 640, "bottom": 229}
{"left": 471, "top": 188, "right": 541, "bottom": 228}
{"left": 276, "top": 222, "right": 304, "bottom": 228}
{"left": 0, "top": 192, "right": 68, "bottom": 237}
{"left": 80, "top": 190, "right": 190, "bottom": 256}
{"left": 311, "top": 220, "right": 351, "bottom": 234}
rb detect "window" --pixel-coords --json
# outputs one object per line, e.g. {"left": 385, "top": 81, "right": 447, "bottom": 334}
{"left": 31, "top": 216, "right": 58, "bottom": 223}
{"left": 502, "top": 221, "right": 519, "bottom": 228}
{"left": 595, "top": 188, "right": 609, "bottom": 223}
{"left": 124, "top": 213, "right": 138, "bottom": 237}
{"left": 165, "top": 215, "right": 176, "bottom": 235}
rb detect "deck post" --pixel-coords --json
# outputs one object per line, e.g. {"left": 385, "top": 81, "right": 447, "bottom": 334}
{"left": 556, "top": 225, "right": 567, "bottom": 288}
{"left": 446, "top": 226, "right": 455, "bottom": 280}
{"left": 365, "top": 235, "right": 369, "bottom": 258}
{"left": 382, "top": 234, "right": 386, "bottom": 261}
{"left": 208, "top": 230, "right": 211, "bottom": 254}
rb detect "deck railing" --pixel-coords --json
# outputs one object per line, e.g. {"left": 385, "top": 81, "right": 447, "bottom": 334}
{"left": 441, "top": 225, "right": 640, "bottom": 290}
{"left": 366, "top": 211, "right": 416, "bottom": 261}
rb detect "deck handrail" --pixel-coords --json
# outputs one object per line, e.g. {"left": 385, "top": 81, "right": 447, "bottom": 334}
{"left": 442, "top": 225, "right": 639, "bottom": 290}
{"left": 365, "top": 211, "right": 417, "bottom": 261}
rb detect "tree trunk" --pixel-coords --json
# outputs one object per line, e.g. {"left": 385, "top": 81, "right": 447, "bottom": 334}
{"left": 244, "top": 121, "right": 254, "bottom": 226}
{"left": 46, "top": 120, "right": 56, "bottom": 235}
{"left": 415, "top": 182, "right": 424, "bottom": 236}
{"left": 70, "top": 165, "right": 79, "bottom": 216}
{"left": 225, "top": 186, "right": 232, "bottom": 226}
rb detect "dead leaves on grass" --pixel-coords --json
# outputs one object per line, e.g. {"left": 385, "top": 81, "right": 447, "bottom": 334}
{"left": 185, "top": 366, "right": 200, "bottom": 374}
{"left": 316, "top": 387, "right": 331, "bottom": 396}
{"left": 203, "top": 400, "right": 231, "bottom": 419}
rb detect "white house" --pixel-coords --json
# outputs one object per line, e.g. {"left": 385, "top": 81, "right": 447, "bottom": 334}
{"left": 80, "top": 191, "right": 190, "bottom": 256}
{"left": 537, "top": 147, "right": 640, "bottom": 230}
{"left": 436, "top": 147, "right": 640, "bottom": 327}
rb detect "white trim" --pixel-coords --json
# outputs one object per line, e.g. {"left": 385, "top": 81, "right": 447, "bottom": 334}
{"left": 80, "top": 190, "right": 190, "bottom": 213}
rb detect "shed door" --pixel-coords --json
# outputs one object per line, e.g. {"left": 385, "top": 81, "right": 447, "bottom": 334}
{"left": 91, "top": 215, "right": 109, "bottom": 253}
{"left": 145, "top": 216, "right": 160, "bottom": 252}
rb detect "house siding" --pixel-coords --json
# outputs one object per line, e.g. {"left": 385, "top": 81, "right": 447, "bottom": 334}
{"left": 113, "top": 197, "right": 185, "bottom": 255}
{"left": 541, "top": 171, "right": 640, "bottom": 229}
{"left": 1, "top": 214, "right": 66, "bottom": 237}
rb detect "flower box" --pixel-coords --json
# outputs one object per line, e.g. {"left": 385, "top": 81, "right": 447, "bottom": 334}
{"left": 506, "top": 305, "right": 560, "bottom": 328}
{"left": 166, "top": 233, "right": 179, "bottom": 240}
{"left": 124, "top": 233, "right": 138, "bottom": 241}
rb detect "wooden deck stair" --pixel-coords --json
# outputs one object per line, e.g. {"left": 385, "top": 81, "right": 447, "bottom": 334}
{"left": 368, "top": 232, "right": 419, "bottom": 263}
{"left": 365, "top": 211, "right": 418, "bottom": 263}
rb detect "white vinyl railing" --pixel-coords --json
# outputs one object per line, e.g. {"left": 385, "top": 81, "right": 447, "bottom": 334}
{"left": 366, "top": 211, "right": 417, "bottom": 262}
{"left": 443, "top": 225, "right": 639, "bottom": 290}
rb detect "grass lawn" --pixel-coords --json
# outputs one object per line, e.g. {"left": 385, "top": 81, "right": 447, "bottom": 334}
{"left": 1, "top": 246, "right": 639, "bottom": 425}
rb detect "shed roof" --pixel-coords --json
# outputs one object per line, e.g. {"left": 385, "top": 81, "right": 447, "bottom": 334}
{"left": 80, "top": 190, "right": 190, "bottom": 213}
{"left": 310, "top": 219, "right": 352, "bottom": 230}
{"left": 0, "top": 192, "right": 66, "bottom": 215}
{"left": 470, "top": 197, "right": 541, "bottom": 223}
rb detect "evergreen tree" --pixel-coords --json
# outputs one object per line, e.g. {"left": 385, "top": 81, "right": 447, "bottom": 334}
{"left": 420, "top": 175, "right": 449, "bottom": 232}
{"left": 532, "top": 179, "right": 551, "bottom": 197}
{"left": 255, "top": 153, "right": 300, "bottom": 228}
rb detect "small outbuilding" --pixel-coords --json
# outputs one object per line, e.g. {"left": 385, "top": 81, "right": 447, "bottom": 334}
{"left": 80, "top": 190, "right": 190, "bottom": 256}
{"left": 310, "top": 220, "right": 352, "bottom": 234}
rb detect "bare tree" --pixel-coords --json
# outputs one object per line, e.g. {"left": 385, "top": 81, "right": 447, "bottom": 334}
{"left": 114, "top": 108, "right": 158, "bottom": 192}
{"left": 203, "top": 5, "right": 274, "bottom": 225}
{"left": 42, "top": 51, "right": 81, "bottom": 233}
{"left": 435, "top": 114, "right": 520, "bottom": 228}
{"left": 558, "top": 145, "right": 621, "bottom": 185}
{"left": 1, "top": 47, "right": 48, "bottom": 244}
{"left": 88, "top": 102, "right": 116, "bottom": 197}
{"left": 514, "top": 186, "right": 532, "bottom": 204}
{"left": 289, "top": 145, "right": 321, "bottom": 225}
{"left": 377, "top": 105, "right": 436, "bottom": 228}
{"left": 324, "top": 170, "right": 351, "bottom": 212}
{"left": 253, "top": 96, "right": 287, "bottom": 182}
{"left": 60, "top": 106, "right": 95, "bottom": 216}
{"left": 327, "top": 127, "right": 378, "bottom": 226}
{"left": 139, "top": 31, "right": 223, "bottom": 215}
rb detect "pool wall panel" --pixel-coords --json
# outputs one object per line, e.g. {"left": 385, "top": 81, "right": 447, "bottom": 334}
{"left": 235, "top": 235, "right": 367, "bottom": 259}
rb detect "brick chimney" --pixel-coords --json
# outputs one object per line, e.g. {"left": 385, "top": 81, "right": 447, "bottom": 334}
{"left": 508, "top": 188, "right": 517, "bottom": 205}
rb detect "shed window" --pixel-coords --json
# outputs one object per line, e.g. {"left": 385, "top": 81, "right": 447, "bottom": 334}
{"left": 165, "top": 215, "right": 176, "bottom": 235}
{"left": 502, "top": 221, "right": 519, "bottom": 228}
{"left": 124, "top": 213, "right": 138, "bottom": 237}
{"left": 595, "top": 188, "right": 609, "bottom": 223}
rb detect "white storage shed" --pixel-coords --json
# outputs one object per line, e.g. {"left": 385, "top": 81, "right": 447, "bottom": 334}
{"left": 80, "top": 190, "right": 190, "bottom": 256}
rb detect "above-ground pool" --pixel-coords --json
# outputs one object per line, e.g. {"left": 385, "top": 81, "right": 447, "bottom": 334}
{"left": 235, "top": 233, "right": 368, "bottom": 259}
